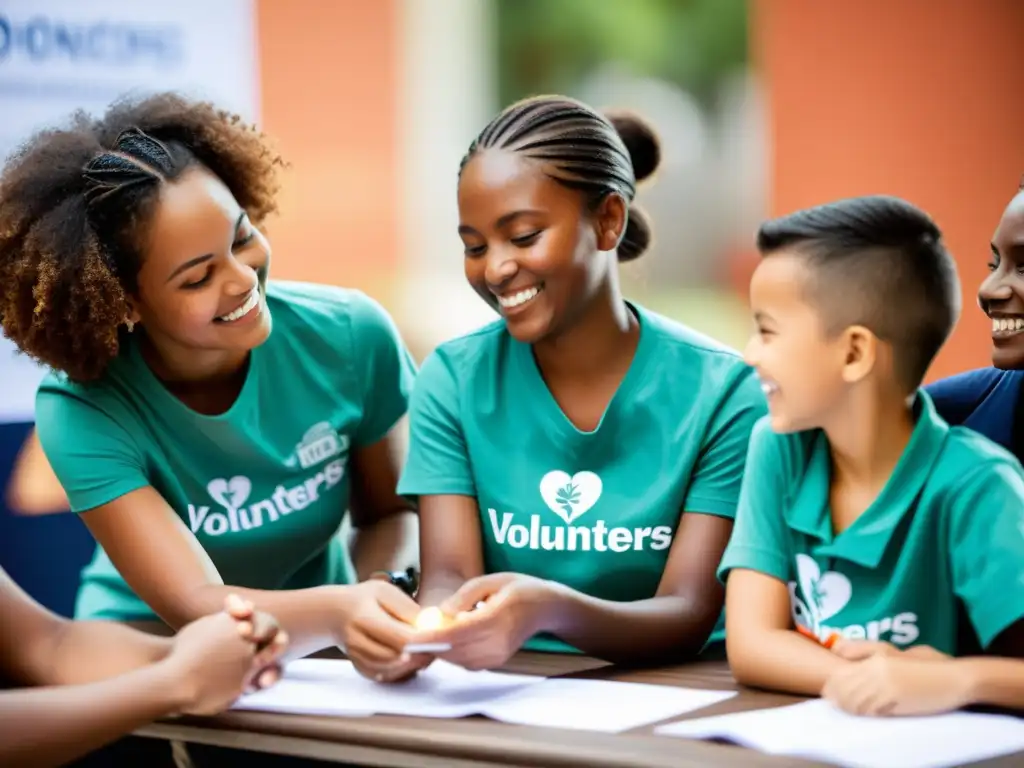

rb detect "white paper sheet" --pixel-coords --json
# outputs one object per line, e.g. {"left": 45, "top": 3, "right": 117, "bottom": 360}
{"left": 655, "top": 699, "right": 1024, "bottom": 768}
{"left": 233, "top": 658, "right": 543, "bottom": 719}
{"left": 482, "top": 677, "right": 736, "bottom": 732}
{"left": 233, "top": 658, "right": 737, "bottom": 732}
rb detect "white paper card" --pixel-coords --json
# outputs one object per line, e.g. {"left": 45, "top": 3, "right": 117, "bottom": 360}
{"left": 655, "top": 699, "right": 1024, "bottom": 768}
{"left": 482, "top": 677, "right": 736, "bottom": 732}
{"left": 233, "top": 658, "right": 736, "bottom": 732}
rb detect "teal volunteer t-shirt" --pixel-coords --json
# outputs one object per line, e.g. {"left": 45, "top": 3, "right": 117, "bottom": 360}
{"left": 398, "top": 303, "right": 767, "bottom": 652}
{"left": 719, "top": 392, "right": 1024, "bottom": 654}
{"left": 35, "top": 281, "right": 417, "bottom": 621}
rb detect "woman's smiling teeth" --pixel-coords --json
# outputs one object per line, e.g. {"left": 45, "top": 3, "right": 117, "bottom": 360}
{"left": 216, "top": 289, "right": 259, "bottom": 323}
{"left": 497, "top": 286, "right": 542, "bottom": 310}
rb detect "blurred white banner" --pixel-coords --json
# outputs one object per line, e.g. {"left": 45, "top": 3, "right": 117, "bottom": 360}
{"left": 0, "top": 0, "right": 258, "bottom": 423}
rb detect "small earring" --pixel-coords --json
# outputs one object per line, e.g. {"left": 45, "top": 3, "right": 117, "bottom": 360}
{"left": 126, "top": 319, "right": 135, "bottom": 333}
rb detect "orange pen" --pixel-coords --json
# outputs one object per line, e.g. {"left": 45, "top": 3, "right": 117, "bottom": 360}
{"left": 797, "top": 625, "right": 840, "bottom": 649}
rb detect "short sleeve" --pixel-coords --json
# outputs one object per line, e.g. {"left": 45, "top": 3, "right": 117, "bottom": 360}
{"left": 948, "top": 462, "right": 1024, "bottom": 648}
{"left": 396, "top": 351, "right": 475, "bottom": 499}
{"left": 347, "top": 293, "right": 418, "bottom": 446}
{"left": 34, "top": 383, "right": 148, "bottom": 514}
{"left": 716, "top": 416, "right": 792, "bottom": 584}
{"left": 683, "top": 366, "right": 768, "bottom": 518}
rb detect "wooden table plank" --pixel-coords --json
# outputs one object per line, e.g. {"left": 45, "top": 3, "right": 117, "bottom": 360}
{"left": 137, "top": 713, "right": 823, "bottom": 768}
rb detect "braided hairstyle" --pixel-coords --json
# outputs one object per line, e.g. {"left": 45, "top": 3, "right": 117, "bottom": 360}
{"left": 0, "top": 92, "right": 282, "bottom": 383}
{"left": 460, "top": 95, "right": 661, "bottom": 263}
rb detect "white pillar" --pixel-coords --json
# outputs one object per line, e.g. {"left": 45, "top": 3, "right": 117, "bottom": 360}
{"left": 395, "top": 0, "right": 498, "bottom": 357}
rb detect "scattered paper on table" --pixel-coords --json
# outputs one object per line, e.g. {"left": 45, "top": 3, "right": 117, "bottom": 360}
{"left": 482, "top": 677, "right": 736, "bottom": 732}
{"left": 232, "top": 658, "right": 735, "bottom": 732}
{"left": 234, "top": 658, "right": 543, "bottom": 719}
{"left": 233, "top": 676, "right": 374, "bottom": 718}
{"left": 654, "top": 698, "right": 1024, "bottom": 768}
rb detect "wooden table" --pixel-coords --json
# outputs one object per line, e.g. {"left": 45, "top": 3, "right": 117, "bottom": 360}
{"left": 132, "top": 649, "right": 1024, "bottom": 768}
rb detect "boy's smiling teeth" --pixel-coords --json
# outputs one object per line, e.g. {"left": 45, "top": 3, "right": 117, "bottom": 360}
{"left": 992, "top": 316, "right": 1024, "bottom": 335}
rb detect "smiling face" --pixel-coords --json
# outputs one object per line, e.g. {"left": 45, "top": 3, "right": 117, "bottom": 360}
{"left": 131, "top": 165, "right": 272, "bottom": 357}
{"left": 744, "top": 252, "right": 853, "bottom": 432}
{"left": 456, "top": 149, "right": 623, "bottom": 344}
{"left": 979, "top": 191, "right": 1024, "bottom": 369}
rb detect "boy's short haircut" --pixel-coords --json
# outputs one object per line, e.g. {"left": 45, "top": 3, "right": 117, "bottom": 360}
{"left": 756, "top": 195, "right": 961, "bottom": 390}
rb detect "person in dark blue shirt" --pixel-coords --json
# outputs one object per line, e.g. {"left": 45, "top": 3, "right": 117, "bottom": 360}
{"left": 926, "top": 183, "right": 1024, "bottom": 457}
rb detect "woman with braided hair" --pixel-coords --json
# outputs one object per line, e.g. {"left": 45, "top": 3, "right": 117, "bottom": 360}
{"left": 396, "top": 95, "right": 767, "bottom": 673}
{"left": 0, "top": 93, "right": 425, "bottom": 685}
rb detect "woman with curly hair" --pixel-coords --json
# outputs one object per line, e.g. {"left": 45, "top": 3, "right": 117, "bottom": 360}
{"left": 0, "top": 92, "right": 423, "bottom": 684}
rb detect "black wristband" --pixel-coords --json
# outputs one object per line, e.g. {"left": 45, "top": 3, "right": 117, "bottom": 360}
{"left": 369, "top": 567, "right": 419, "bottom": 597}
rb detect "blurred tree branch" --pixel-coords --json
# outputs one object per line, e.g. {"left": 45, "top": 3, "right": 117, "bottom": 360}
{"left": 497, "top": 0, "right": 748, "bottom": 106}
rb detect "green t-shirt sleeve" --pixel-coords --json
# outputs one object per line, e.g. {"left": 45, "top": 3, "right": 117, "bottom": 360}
{"left": 683, "top": 366, "right": 768, "bottom": 518}
{"left": 34, "top": 386, "right": 149, "bottom": 514}
{"left": 397, "top": 351, "right": 475, "bottom": 499}
{"left": 716, "top": 416, "right": 792, "bottom": 584}
{"left": 347, "top": 292, "right": 418, "bottom": 446}
{"left": 948, "top": 462, "right": 1024, "bottom": 649}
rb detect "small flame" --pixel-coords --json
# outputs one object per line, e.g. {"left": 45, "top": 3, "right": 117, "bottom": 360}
{"left": 415, "top": 606, "right": 446, "bottom": 631}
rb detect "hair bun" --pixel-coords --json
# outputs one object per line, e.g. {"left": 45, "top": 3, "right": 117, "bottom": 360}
{"left": 617, "top": 204, "right": 653, "bottom": 263}
{"left": 605, "top": 110, "right": 660, "bottom": 183}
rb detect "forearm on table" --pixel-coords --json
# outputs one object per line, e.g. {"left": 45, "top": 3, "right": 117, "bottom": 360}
{"left": 728, "top": 629, "right": 847, "bottom": 696}
{"left": 0, "top": 661, "right": 186, "bottom": 768}
{"left": 960, "top": 658, "right": 1024, "bottom": 709}
{"left": 349, "top": 510, "right": 419, "bottom": 580}
{"left": 42, "top": 621, "right": 171, "bottom": 686}
{"left": 540, "top": 589, "right": 718, "bottom": 664}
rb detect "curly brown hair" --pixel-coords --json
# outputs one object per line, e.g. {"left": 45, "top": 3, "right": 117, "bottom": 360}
{"left": 0, "top": 92, "right": 284, "bottom": 383}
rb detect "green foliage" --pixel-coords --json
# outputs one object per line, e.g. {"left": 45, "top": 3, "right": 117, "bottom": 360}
{"left": 496, "top": 0, "right": 749, "bottom": 106}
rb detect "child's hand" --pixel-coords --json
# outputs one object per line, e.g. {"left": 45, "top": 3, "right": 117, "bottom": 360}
{"left": 822, "top": 655, "right": 972, "bottom": 716}
{"left": 831, "top": 639, "right": 902, "bottom": 660}
{"left": 832, "top": 639, "right": 950, "bottom": 662}
{"left": 902, "top": 644, "right": 950, "bottom": 661}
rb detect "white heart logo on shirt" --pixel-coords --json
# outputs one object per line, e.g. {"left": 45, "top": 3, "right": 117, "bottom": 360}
{"left": 539, "top": 470, "right": 602, "bottom": 525}
{"left": 795, "top": 553, "right": 852, "bottom": 621}
{"left": 207, "top": 476, "right": 252, "bottom": 511}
